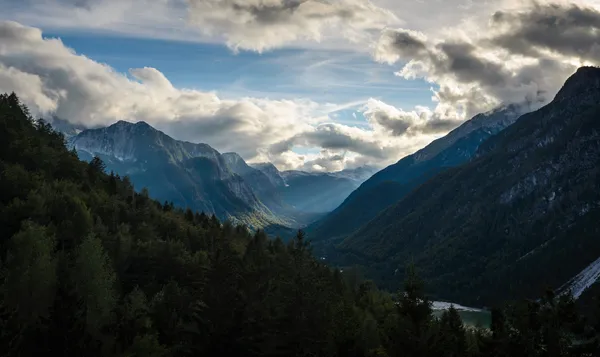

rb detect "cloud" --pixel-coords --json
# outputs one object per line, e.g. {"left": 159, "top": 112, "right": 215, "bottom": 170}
{"left": 362, "top": 99, "right": 463, "bottom": 136}
{"left": 490, "top": 2, "right": 600, "bottom": 61}
{"left": 6, "top": 2, "right": 599, "bottom": 172}
{"left": 186, "top": 0, "right": 398, "bottom": 52}
{"left": 269, "top": 123, "right": 388, "bottom": 159}
{"left": 0, "top": 20, "right": 311, "bottom": 157}
{"left": 298, "top": 150, "right": 347, "bottom": 172}
{"left": 374, "top": 28, "right": 428, "bottom": 64}
{"left": 0, "top": 20, "right": 437, "bottom": 172}
{"left": 373, "top": 2, "right": 596, "bottom": 122}
{"left": 4, "top": 0, "right": 398, "bottom": 52}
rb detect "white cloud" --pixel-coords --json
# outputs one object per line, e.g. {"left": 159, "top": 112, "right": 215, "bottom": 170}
{"left": 4, "top": 1, "right": 600, "bottom": 172}
{"left": 3, "top": 0, "right": 200, "bottom": 43}
{"left": 0, "top": 20, "right": 437, "bottom": 171}
{"left": 186, "top": 0, "right": 398, "bottom": 52}
{"left": 371, "top": 1, "right": 600, "bottom": 125}
{"left": 4, "top": 0, "right": 399, "bottom": 52}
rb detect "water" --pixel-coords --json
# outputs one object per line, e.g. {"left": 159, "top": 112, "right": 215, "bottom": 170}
{"left": 431, "top": 301, "right": 491, "bottom": 328}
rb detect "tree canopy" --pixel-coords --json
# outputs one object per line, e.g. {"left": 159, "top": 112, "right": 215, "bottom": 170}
{"left": 1, "top": 93, "right": 600, "bottom": 356}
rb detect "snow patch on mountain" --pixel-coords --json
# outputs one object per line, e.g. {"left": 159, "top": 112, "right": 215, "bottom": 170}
{"left": 559, "top": 256, "right": 600, "bottom": 299}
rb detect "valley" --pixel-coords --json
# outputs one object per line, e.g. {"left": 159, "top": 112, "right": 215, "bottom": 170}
{"left": 65, "top": 119, "right": 375, "bottom": 233}
{"left": 49, "top": 66, "right": 600, "bottom": 310}
{"left": 3, "top": 67, "right": 600, "bottom": 356}
{"left": 3, "top": 1, "right": 600, "bottom": 354}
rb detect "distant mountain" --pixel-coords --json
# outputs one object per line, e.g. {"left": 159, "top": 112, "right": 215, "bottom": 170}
{"left": 333, "top": 67, "right": 600, "bottom": 306}
{"left": 49, "top": 117, "right": 89, "bottom": 139}
{"left": 307, "top": 105, "right": 522, "bottom": 242}
{"left": 221, "top": 152, "right": 320, "bottom": 227}
{"left": 68, "top": 120, "right": 282, "bottom": 229}
{"left": 221, "top": 152, "right": 282, "bottom": 209}
{"left": 250, "top": 162, "right": 287, "bottom": 188}
{"left": 251, "top": 164, "right": 377, "bottom": 214}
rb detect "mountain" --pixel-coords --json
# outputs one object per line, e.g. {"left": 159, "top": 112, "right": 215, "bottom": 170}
{"left": 221, "top": 152, "right": 320, "bottom": 227}
{"left": 68, "top": 120, "right": 281, "bottom": 228}
{"left": 250, "top": 162, "right": 287, "bottom": 188}
{"left": 221, "top": 152, "right": 284, "bottom": 210}
{"left": 329, "top": 165, "right": 377, "bottom": 182}
{"left": 49, "top": 117, "right": 88, "bottom": 138}
{"left": 278, "top": 170, "right": 363, "bottom": 213}
{"left": 250, "top": 164, "right": 377, "bottom": 214}
{"left": 332, "top": 67, "right": 600, "bottom": 306}
{"left": 9, "top": 89, "right": 598, "bottom": 357}
{"left": 307, "top": 105, "right": 522, "bottom": 242}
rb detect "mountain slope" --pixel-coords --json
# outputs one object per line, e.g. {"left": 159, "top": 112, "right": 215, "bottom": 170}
{"left": 221, "top": 153, "right": 321, "bottom": 227}
{"left": 221, "top": 152, "right": 285, "bottom": 211}
{"left": 307, "top": 106, "right": 521, "bottom": 241}
{"left": 251, "top": 162, "right": 287, "bottom": 188}
{"left": 335, "top": 67, "right": 600, "bottom": 306}
{"left": 251, "top": 163, "right": 376, "bottom": 214}
{"left": 69, "top": 121, "right": 280, "bottom": 228}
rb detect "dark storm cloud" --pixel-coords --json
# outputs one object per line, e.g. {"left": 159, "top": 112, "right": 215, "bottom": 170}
{"left": 368, "top": 110, "right": 412, "bottom": 136}
{"left": 378, "top": 29, "right": 510, "bottom": 91}
{"left": 231, "top": 0, "right": 307, "bottom": 24}
{"left": 388, "top": 29, "right": 428, "bottom": 55}
{"left": 490, "top": 3, "right": 600, "bottom": 61}
{"left": 375, "top": 28, "right": 428, "bottom": 61}
{"left": 435, "top": 42, "right": 509, "bottom": 87}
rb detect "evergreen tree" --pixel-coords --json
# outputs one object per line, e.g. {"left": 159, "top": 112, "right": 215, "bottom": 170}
{"left": 1, "top": 93, "right": 599, "bottom": 357}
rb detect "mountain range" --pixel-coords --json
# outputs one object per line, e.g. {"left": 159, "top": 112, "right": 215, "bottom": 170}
{"left": 321, "top": 66, "right": 600, "bottom": 306}
{"left": 52, "top": 66, "right": 600, "bottom": 306}
{"left": 306, "top": 103, "right": 523, "bottom": 243}
{"left": 62, "top": 119, "right": 375, "bottom": 231}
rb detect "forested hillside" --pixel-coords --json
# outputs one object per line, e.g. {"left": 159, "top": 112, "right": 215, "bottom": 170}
{"left": 333, "top": 67, "right": 600, "bottom": 307}
{"left": 2, "top": 92, "right": 600, "bottom": 356}
{"left": 307, "top": 106, "right": 519, "bottom": 243}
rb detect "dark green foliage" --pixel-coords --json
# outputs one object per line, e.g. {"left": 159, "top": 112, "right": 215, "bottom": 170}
{"left": 1, "top": 93, "right": 599, "bottom": 357}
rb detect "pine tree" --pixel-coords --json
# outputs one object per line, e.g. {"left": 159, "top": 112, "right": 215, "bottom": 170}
{"left": 438, "top": 305, "right": 467, "bottom": 357}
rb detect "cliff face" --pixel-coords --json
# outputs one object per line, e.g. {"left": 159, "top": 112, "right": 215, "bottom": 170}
{"left": 68, "top": 120, "right": 281, "bottom": 228}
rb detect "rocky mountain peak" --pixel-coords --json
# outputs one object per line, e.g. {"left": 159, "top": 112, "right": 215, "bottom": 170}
{"left": 412, "top": 105, "right": 520, "bottom": 163}
{"left": 554, "top": 66, "right": 600, "bottom": 102}
{"left": 252, "top": 162, "right": 286, "bottom": 188}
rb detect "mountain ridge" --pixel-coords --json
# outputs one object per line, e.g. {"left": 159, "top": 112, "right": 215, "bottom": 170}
{"left": 307, "top": 104, "right": 522, "bottom": 242}
{"left": 68, "top": 120, "right": 283, "bottom": 229}
{"left": 333, "top": 66, "right": 600, "bottom": 306}
{"left": 64, "top": 120, "right": 376, "bottom": 230}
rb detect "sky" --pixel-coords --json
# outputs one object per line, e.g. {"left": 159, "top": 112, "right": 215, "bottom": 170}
{"left": 1, "top": 0, "right": 599, "bottom": 171}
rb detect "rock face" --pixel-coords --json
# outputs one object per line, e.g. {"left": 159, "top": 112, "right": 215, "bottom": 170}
{"left": 70, "top": 120, "right": 221, "bottom": 169}
{"left": 222, "top": 152, "right": 295, "bottom": 218}
{"left": 251, "top": 163, "right": 287, "bottom": 188}
{"left": 307, "top": 105, "right": 521, "bottom": 242}
{"left": 68, "top": 120, "right": 279, "bottom": 228}
{"left": 332, "top": 67, "right": 600, "bottom": 306}
{"left": 66, "top": 121, "right": 373, "bottom": 229}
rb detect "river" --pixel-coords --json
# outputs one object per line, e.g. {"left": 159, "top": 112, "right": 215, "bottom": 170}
{"left": 431, "top": 301, "right": 491, "bottom": 328}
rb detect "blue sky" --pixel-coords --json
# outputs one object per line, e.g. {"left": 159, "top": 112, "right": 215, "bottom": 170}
{"left": 0, "top": 0, "right": 594, "bottom": 171}
{"left": 48, "top": 31, "right": 433, "bottom": 121}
